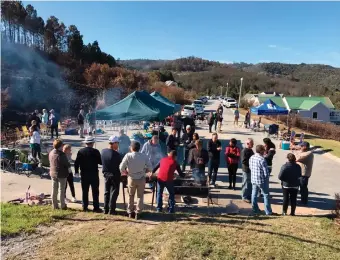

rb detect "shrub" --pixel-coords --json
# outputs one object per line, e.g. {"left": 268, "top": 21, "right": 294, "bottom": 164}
{"left": 274, "top": 114, "right": 340, "bottom": 141}
{"left": 239, "top": 99, "right": 254, "bottom": 109}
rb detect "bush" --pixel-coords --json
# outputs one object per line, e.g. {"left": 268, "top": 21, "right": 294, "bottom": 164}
{"left": 334, "top": 193, "right": 340, "bottom": 224}
{"left": 239, "top": 99, "right": 254, "bottom": 109}
{"left": 275, "top": 114, "right": 340, "bottom": 141}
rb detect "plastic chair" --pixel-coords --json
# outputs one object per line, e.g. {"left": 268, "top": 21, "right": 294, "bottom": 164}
{"left": 1, "top": 149, "right": 17, "bottom": 172}
{"left": 21, "top": 126, "right": 30, "bottom": 140}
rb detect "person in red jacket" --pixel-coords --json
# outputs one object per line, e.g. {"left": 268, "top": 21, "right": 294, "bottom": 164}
{"left": 225, "top": 138, "right": 241, "bottom": 190}
{"left": 152, "top": 150, "right": 184, "bottom": 213}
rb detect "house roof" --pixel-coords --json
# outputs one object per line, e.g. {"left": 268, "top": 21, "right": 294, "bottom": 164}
{"left": 285, "top": 97, "right": 335, "bottom": 110}
{"left": 258, "top": 96, "right": 286, "bottom": 108}
{"left": 298, "top": 100, "right": 322, "bottom": 110}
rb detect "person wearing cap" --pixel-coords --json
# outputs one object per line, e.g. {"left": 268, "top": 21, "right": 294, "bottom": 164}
{"left": 181, "top": 125, "right": 194, "bottom": 171}
{"left": 49, "top": 109, "right": 59, "bottom": 139}
{"left": 207, "top": 133, "right": 222, "bottom": 186}
{"left": 152, "top": 150, "right": 185, "bottom": 213}
{"left": 74, "top": 136, "right": 103, "bottom": 213}
{"left": 119, "top": 141, "right": 152, "bottom": 219}
{"left": 118, "top": 129, "right": 131, "bottom": 157}
{"left": 295, "top": 142, "right": 314, "bottom": 205}
{"left": 101, "top": 136, "right": 122, "bottom": 215}
{"left": 166, "top": 128, "right": 179, "bottom": 153}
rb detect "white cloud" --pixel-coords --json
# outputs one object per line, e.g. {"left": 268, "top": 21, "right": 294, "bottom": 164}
{"left": 268, "top": 45, "right": 291, "bottom": 51}
{"left": 268, "top": 45, "right": 277, "bottom": 48}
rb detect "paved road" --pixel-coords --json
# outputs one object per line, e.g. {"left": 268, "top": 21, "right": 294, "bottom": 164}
{"left": 1, "top": 100, "right": 339, "bottom": 215}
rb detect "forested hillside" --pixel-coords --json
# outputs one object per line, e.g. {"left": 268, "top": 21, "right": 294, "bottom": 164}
{"left": 121, "top": 58, "right": 340, "bottom": 108}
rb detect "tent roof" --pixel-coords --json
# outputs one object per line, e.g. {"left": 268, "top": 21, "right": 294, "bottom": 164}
{"left": 258, "top": 96, "right": 286, "bottom": 108}
{"left": 251, "top": 99, "right": 288, "bottom": 115}
{"left": 150, "top": 91, "right": 181, "bottom": 112}
{"left": 285, "top": 96, "right": 334, "bottom": 110}
{"left": 96, "top": 90, "right": 174, "bottom": 121}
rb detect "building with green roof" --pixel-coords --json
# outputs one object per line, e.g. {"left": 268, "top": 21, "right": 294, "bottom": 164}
{"left": 284, "top": 96, "right": 335, "bottom": 110}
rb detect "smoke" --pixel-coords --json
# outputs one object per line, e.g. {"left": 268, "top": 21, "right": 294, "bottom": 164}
{"left": 1, "top": 41, "right": 73, "bottom": 115}
{"left": 95, "top": 87, "right": 123, "bottom": 110}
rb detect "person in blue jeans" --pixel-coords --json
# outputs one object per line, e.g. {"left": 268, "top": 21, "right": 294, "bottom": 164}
{"left": 249, "top": 144, "right": 273, "bottom": 215}
{"left": 152, "top": 150, "right": 184, "bottom": 213}
{"left": 241, "top": 138, "right": 254, "bottom": 203}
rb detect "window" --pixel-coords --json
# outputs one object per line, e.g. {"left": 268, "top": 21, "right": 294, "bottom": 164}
{"left": 313, "top": 112, "right": 318, "bottom": 119}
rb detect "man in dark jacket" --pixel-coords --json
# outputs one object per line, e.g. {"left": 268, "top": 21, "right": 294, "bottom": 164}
{"left": 188, "top": 140, "right": 209, "bottom": 183}
{"left": 207, "top": 112, "right": 215, "bottom": 133}
{"left": 173, "top": 113, "right": 182, "bottom": 139}
{"left": 278, "top": 153, "right": 302, "bottom": 216}
{"left": 241, "top": 138, "right": 254, "bottom": 202}
{"left": 101, "top": 136, "right": 122, "bottom": 215}
{"left": 166, "top": 128, "right": 179, "bottom": 153}
{"left": 27, "top": 112, "right": 41, "bottom": 129}
{"left": 75, "top": 136, "right": 103, "bottom": 213}
{"left": 207, "top": 133, "right": 222, "bottom": 186}
{"left": 182, "top": 117, "right": 195, "bottom": 134}
{"left": 181, "top": 125, "right": 194, "bottom": 171}
{"left": 78, "top": 109, "right": 85, "bottom": 138}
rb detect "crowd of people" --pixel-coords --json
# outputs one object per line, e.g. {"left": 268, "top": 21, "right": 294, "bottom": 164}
{"left": 46, "top": 103, "right": 315, "bottom": 218}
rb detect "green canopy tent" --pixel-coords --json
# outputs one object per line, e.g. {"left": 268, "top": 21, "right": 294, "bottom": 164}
{"left": 150, "top": 91, "right": 182, "bottom": 113}
{"left": 95, "top": 90, "right": 174, "bottom": 122}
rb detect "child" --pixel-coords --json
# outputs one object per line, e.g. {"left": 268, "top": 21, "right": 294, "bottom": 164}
{"left": 63, "top": 144, "right": 77, "bottom": 202}
{"left": 29, "top": 120, "right": 41, "bottom": 161}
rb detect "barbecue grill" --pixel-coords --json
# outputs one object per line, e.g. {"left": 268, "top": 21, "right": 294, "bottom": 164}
{"left": 120, "top": 171, "right": 212, "bottom": 211}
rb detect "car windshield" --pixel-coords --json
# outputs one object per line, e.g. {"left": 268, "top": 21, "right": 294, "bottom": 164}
{"left": 227, "top": 99, "right": 236, "bottom": 102}
{"left": 193, "top": 101, "right": 203, "bottom": 105}
{"left": 184, "top": 106, "right": 194, "bottom": 110}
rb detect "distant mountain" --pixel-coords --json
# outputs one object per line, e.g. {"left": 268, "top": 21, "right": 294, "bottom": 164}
{"left": 119, "top": 57, "right": 340, "bottom": 108}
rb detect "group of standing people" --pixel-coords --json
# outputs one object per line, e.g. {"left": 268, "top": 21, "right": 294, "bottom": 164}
{"left": 241, "top": 138, "right": 314, "bottom": 215}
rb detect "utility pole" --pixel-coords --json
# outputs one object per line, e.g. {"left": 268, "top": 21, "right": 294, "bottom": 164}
{"left": 220, "top": 85, "right": 224, "bottom": 96}
{"left": 225, "top": 82, "right": 229, "bottom": 97}
{"left": 238, "top": 78, "right": 243, "bottom": 107}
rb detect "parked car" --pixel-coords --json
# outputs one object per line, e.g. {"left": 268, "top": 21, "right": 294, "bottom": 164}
{"left": 192, "top": 100, "right": 205, "bottom": 115}
{"left": 224, "top": 98, "right": 238, "bottom": 108}
{"left": 181, "top": 105, "right": 195, "bottom": 117}
{"left": 199, "top": 96, "right": 208, "bottom": 104}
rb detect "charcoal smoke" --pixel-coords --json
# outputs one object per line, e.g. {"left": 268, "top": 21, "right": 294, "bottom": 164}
{"left": 1, "top": 41, "right": 74, "bottom": 116}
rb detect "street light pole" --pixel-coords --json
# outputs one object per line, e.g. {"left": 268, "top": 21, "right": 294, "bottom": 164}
{"left": 226, "top": 82, "right": 229, "bottom": 97}
{"left": 238, "top": 78, "right": 243, "bottom": 107}
{"left": 220, "top": 85, "right": 223, "bottom": 96}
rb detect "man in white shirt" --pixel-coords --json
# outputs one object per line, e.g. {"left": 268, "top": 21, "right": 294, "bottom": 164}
{"left": 119, "top": 141, "right": 152, "bottom": 219}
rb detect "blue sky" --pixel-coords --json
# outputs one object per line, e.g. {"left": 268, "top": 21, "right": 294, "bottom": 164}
{"left": 25, "top": 1, "right": 340, "bottom": 67}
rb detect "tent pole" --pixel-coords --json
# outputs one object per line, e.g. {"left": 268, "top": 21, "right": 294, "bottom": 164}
{"left": 94, "top": 108, "right": 97, "bottom": 149}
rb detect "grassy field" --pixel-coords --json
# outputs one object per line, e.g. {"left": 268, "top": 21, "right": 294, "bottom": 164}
{"left": 35, "top": 212, "right": 340, "bottom": 260}
{"left": 1, "top": 203, "right": 75, "bottom": 236}
{"left": 2, "top": 203, "right": 339, "bottom": 260}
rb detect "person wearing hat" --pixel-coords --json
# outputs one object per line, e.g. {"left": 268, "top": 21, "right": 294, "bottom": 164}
{"left": 295, "top": 142, "right": 314, "bottom": 205}
{"left": 74, "top": 136, "right": 103, "bottom": 213}
{"left": 49, "top": 109, "right": 59, "bottom": 139}
{"left": 119, "top": 141, "right": 152, "bottom": 219}
{"left": 101, "top": 136, "right": 122, "bottom": 215}
{"left": 181, "top": 125, "right": 194, "bottom": 171}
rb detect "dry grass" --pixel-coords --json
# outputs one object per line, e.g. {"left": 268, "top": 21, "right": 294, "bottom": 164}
{"left": 31, "top": 212, "right": 340, "bottom": 260}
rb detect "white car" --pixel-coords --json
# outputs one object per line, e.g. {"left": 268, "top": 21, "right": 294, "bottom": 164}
{"left": 181, "top": 105, "right": 195, "bottom": 117}
{"left": 224, "top": 98, "right": 238, "bottom": 108}
{"left": 192, "top": 100, "right": 205, "bottom": 115}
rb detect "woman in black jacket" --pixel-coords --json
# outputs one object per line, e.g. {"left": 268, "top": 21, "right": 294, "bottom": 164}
{"left": 278, "top": 153, "right": 302, "bottom": 216}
